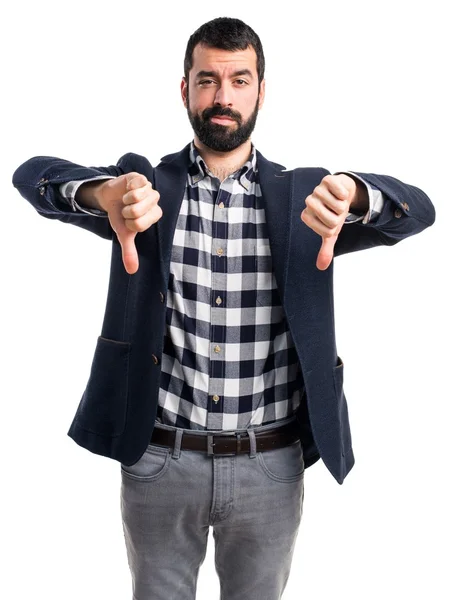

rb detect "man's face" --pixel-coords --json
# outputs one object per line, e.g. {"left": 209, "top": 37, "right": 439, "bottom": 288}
{"left": 181, "top": 43, "right": 265, "bottom": 152}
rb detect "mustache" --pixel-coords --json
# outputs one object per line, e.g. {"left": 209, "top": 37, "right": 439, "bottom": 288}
{"left": 202, "top": 107, "right": 241, "bottom": 122}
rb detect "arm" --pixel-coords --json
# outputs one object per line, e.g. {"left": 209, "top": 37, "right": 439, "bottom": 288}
{"left": 337, "top": 171, "right": 385, "bottom": 225}
{"left": 12, "top": 156, "right": 125, "bottom": 240}
{"left": 333, "top": 171, "right": 435, "bottom": 256}
{"left": 59, "top": 175, "right": 115, "bottom": 214}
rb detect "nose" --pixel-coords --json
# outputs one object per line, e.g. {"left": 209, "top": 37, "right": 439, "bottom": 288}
{"left": 214, "top": 83, "right": 233, "bottom": 108}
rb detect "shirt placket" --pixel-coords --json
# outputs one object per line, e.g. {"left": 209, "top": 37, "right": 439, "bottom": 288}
{"left": 207, "top": 180, "right": 229, "bottom": 430}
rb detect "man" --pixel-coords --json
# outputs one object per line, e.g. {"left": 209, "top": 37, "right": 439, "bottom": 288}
{"left": 12, "top": 16, "right": 435, "bottom": 600}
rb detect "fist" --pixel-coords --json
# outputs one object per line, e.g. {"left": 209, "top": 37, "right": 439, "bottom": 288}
{"left": 301, "top": 174, "right": 356, "bottom": 270}
{"left": 99, "top": 172, "right": 162, "bottom": 275}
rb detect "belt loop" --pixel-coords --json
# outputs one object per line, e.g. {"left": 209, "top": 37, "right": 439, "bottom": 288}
{"left": 207, "top": 434, "right": 215, "bottom": 456}
{"left": 171, "top": 428, "right": 183, "bottom": 460}
{"left": 236, "top": 432, "right": 241, "bottom": 453}
{"left": 247, "top": 427, "right": 257, "bottom": 459}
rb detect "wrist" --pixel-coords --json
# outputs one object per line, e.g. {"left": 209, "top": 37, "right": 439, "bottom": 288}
{"left": 75, "top": 180, "right": 106, "bottom": 211}
{"left": 349, "top": 178, "right": 368, "bottom": 214}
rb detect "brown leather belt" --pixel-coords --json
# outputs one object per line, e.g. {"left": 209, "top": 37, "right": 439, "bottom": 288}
{"left": 150, "top": 420, "right": 300, "bottom": 456}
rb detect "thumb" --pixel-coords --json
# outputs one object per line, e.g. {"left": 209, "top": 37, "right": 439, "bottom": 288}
{"left": 117, "top": 228, "right": 139, "bottom": 275}
{"left": 125, "top": 171, "right": 148, "bottom": 191}
{"left": 316, "top": 235, "right": 337, "bottom": 270}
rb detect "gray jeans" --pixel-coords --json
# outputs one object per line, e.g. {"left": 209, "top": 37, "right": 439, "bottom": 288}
{"left": 120, "top": 415, "right": 305, "bottom": 600}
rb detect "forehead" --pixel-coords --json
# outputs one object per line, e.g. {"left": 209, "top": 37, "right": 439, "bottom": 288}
{"left": 191, "top": 43, "right": 258, "bottom": 77}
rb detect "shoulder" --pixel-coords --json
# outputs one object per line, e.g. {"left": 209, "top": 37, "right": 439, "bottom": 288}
{"left": 255, "top": 148, "right": 329, "bottom": 179}
{"left": 116, "top": 152, "right": 153, "bottom": 173}
{"left": 116, "top": 143, "right": 191, "bottom": 176}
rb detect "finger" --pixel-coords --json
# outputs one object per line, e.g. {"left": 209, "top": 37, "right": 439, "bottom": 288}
{"left": 306, "top": 193, "right": 343, "bottom": 228}
{"left": 117, "top": 229, "right": 139, "bottom": 274}
{"left": 123, "top": 183, "right": 159, "bottom": 211}
{"left": 301, "top": 208, "right": 340, "bottom": 238}
{"left": 124, "top": 203, "right": 163, "bottom": 232}
{"left": 322, "top": 176, "right": 349, "bottom": 201}
{"left": 125, "top": 173, "right": 149, "bottom": 191}
{"left": 311, "top": 185, "right": 348, "bottom": 216}
{"left": 316, "top": 235, "right": 337, "bottom": 271}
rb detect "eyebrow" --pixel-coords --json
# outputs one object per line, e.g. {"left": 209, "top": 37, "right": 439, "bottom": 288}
{"left": 195, "top": 69, "right": 254, "bottom": 80}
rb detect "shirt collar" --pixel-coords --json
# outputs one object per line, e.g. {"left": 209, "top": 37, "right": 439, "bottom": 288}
{"left": 188, "top": 140, "right": 256, "bottom": 190}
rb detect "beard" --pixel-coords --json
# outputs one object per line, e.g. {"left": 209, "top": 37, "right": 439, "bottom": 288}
{"left": 186, "top": 90, "right": 260, "bottom": 152}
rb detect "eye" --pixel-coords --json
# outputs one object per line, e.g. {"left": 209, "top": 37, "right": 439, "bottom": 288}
{"left": 235, "top": 79, "right": 248, "bottom": 85}
{"left": 198, "top": 79, "right": 215, "bottom": 85}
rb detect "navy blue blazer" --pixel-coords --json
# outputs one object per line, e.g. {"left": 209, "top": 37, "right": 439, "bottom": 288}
{"left": 12, "top": 143, "right": 435, "bottom": 484}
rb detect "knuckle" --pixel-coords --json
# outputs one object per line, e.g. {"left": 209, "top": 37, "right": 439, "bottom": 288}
{"left": 134, "top": 215, "right": 146, "bottom": 231}
{"left": 153, "top": 204, "right": 163, "bottom": 220}
{"left": 131, "top": 189, "right": 142, "bottom": 202}
{"left": 149, "top": 189, "right": 160, "bottom": 204}
{"left": 128, "top": 204, "right": 141, "bottom": 219}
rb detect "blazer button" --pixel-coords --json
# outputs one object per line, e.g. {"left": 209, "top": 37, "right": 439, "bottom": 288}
{"left": 159, "top": 292, "right": 165, "bottom": 303}
{"left": 39, "top": 186, "right": 45, "bottom": 196}
{"left": 394, "top": 208, "right": 403, "bottom": 218}
{"left": 152, "top": 354, "right": 159, "bottom": 365}
{"left": 401, "top": 201, "right": 410, "bottom": 211}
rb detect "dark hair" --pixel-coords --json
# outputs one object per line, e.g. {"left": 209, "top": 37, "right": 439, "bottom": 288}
{"left": 184, "top": 17, "right": 265, "bottom": 85}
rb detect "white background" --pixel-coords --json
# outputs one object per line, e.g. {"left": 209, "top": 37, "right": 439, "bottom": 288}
{"left": 2, "top": 0, "right": 451, "bottom": 598}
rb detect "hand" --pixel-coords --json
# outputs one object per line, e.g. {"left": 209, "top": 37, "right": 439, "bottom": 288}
{"left": 300, "top": 174, "right": 357, "bottom": 270}
{"left": 97, "top": 172, "right": 162, "bottom": 274}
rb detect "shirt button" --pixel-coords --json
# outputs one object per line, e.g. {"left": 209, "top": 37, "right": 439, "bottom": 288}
{"left": 216, "top": 248, "right": 224, "bottom": 256}
{"left": 212, "top": 394, "right": 220, "bottom": 403}
{"left": 215, "top": 296, "right": 222, "bottom": 305}
{"left": 213, "top": 345, "right": 221, "bottom": 353}
{"left": 152, "top": 354, "right": 159, "bottom": 364}
{"left": 394, "top": 208, "right": 403, "bottom": 218}
{"left": 218, "top": 202, "right": 225, "bottom": 209}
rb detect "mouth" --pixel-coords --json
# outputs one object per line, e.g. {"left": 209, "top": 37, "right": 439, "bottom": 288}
{"left": 210, "top": 116, "right": 236, "bottom": 125}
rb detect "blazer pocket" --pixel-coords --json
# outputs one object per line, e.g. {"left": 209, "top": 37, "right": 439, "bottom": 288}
{"left": 75, "top": 335, "right": 131, "bottom": 437}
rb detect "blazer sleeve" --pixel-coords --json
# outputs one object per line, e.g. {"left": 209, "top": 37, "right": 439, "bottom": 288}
{"left": 12, "top": 154, "right": 134, "bottom": 240}
{"left": 331, "top": 170, "right": 436, "bottom": 256}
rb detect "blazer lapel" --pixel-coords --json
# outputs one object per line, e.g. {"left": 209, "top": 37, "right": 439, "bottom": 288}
{"left": 153, "top": 144, "right": 192, "bottom": 288}
{"left": 255, "top": 150, "right": 292, "bottom": 304}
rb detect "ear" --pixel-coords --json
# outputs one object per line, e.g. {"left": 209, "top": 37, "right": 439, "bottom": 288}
{"left": 181, "top": 77, "right": 188, "bottom": 108}
{"left": 258, "top": 79, "right": 266, "bottom": 109}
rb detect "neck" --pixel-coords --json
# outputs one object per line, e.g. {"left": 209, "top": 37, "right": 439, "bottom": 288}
{"left": 193, "top": 136, "right": 252, "bottom": 181}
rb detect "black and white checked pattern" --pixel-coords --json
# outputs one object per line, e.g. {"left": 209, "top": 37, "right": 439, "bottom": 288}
{"left": 59, "top": 141, "right": 384, "bottom": 430}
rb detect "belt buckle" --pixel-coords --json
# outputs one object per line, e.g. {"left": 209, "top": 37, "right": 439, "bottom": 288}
{"left": 207, "top": 433, "right": 241, "bottom": 457}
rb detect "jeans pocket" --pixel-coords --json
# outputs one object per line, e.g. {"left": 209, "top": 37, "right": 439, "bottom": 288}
{"left": 257, "top": 440, "right": 305, "bottom": 483}
{"left": 121, "top": 443, "right": 171, "bottom": 482}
